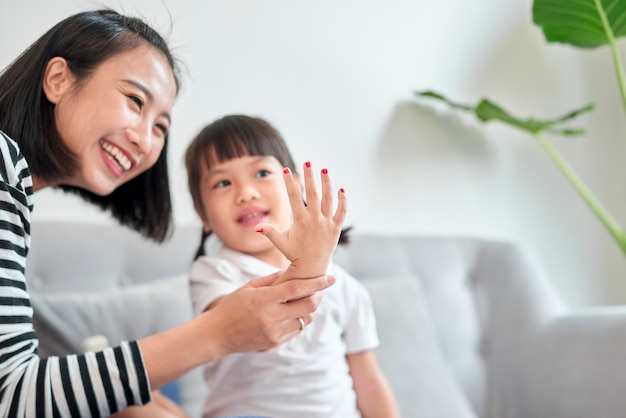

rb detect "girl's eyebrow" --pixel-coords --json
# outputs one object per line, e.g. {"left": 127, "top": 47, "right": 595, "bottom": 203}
{"left": 122, "top": 79, "right": 171, "bottom": 124}
{"left": 206, "top": 156, "right": 277, "bottom": 178}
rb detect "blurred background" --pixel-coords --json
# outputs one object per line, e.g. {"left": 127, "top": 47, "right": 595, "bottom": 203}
{"left": 2, "top": 0, "right": 626, "bottom": 307}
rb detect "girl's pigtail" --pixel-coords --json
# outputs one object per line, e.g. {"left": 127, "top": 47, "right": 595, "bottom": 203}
{"left": 194, "top": 230, "right": 211, "bottom": 260}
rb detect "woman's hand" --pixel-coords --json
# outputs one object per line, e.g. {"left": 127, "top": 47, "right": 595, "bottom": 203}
{"left": 204, "top": 272, "right": 336, "bottom": 355}
{"left": 255, "top": 162, "right": 347, "bottom": 283}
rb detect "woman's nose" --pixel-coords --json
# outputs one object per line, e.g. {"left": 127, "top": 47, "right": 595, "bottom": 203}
{"left": 126, "top": 124, "right": 152, "bottom": 155}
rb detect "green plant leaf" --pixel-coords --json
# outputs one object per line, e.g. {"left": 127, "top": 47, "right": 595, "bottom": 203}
{"left": 415, "top": 90, "right": 594, "bottom": 136}
{"left": 533, "top": 0, "right": 626, "bottom": 48}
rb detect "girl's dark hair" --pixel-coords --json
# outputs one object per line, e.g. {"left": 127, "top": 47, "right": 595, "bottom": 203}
{"left": 185, "top": 114, "right": 351, "bottom": 260}
{"left": 0, "top": 9, "right": 181, "bottom": 242}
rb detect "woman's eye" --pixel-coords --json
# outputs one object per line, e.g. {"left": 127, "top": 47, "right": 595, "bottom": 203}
{"left": 128, "top": 95, "right": 143, "bottom": 109}
{"left": 255, "top": 169, "right": 271, "bottom": 178}
{"left": 155, "top": 123, "right": 168, "bottom": 137}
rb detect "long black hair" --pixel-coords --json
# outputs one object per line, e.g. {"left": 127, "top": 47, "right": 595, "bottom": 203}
{"left": 0, "top": 9, "right": 181, "bottom": 242}
{"left": 185, "top": 114, "right": 351, "bottom": 260}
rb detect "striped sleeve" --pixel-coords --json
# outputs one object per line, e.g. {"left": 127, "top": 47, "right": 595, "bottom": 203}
{"left": 0, "top": 131, "right": 151, "bottom": 417}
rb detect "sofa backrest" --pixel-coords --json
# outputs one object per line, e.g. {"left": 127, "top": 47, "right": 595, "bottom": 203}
{"left": 26, "top": 220, "right": 561, "bottom": 417}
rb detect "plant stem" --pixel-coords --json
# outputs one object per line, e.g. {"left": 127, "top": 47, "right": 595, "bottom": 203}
{"left": 594, "top": 0, "right": 626, "bottom": 116}
{"left": 533, "top": 131, "right": 626, "bottom": 254}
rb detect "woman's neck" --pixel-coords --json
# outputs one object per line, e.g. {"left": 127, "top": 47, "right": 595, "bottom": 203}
{"left": 31, "top": 174, "right": 54, "bottom": 192}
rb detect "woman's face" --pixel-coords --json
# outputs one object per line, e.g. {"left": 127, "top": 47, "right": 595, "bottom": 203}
{"left": 44, "top": 44, "right": 176, "bottom": 195}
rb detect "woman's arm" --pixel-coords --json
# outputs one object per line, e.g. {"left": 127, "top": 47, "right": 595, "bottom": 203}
{"left": 348, "top": 350, "right": 399, "bottom": 418}
{"left": 139, "top": 272, "right": 334, "bottom": 389}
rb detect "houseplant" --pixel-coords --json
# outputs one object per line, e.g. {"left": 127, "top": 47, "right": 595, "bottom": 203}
{"left": 416, "top": 0, "right": 626, "bottom": 256}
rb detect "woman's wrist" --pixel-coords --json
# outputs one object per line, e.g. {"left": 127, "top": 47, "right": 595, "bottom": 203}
{"left": 139, "top": 314, "right": 225, "bottom": 389}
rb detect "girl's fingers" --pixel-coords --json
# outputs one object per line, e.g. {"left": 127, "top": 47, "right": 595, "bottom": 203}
{"left": 333, "top": 188, "right": 347, "bottom": 226}
{"left": 255, "top": 223, "right": 287, "bottom": 255}
{"left": 283, "top": 167, "right": 306, "bottom": 217}
{"left": 320, "top": 167, "right": 333, "bottom": 217}
{"left": 302, "top": 161, "right": 319, "bottom": 211}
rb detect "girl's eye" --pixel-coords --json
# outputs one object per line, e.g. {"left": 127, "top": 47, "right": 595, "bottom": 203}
{"left": 214, "top": 179, "right": 231, "bottom": 189}
{"left": 255, "top": 169, "right": 271, "bottom": 178}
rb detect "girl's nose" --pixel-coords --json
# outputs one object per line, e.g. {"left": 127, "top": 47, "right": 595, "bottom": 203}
{"left": 237, "top": 185, "right": 260, "bottom": 204}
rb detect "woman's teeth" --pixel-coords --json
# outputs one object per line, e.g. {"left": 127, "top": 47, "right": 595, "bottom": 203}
{"left": 100, "top": 140, "right": 131, "bottom": 171}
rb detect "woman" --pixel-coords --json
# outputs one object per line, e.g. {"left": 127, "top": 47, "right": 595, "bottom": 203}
{"left": 0, "top": 9, "right": 343, "bottom": 417}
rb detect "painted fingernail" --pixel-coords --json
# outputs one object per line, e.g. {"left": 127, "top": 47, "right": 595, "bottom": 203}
{"left": 255, "top": 227, "right": 264, "bottom": 233}
{"left": 322, "top": 168, "right": 328, "bottom": 175}
{"left": 305, "top": 161, "right": 311, "bottom": 168}
{"left": 339, "top": 188, "right": 345, "bottom": 193}
{"left": 283, "top": 167, "right": 290, "bottom": 174}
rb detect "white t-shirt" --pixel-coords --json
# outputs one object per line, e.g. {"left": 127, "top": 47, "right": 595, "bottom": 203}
{"left": 189, "top": 242, "right": 379, "bottom": 418}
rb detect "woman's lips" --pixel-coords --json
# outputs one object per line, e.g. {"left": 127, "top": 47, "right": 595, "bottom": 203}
{"left": 100, "top": 139, "right": 134, "bottom": 177}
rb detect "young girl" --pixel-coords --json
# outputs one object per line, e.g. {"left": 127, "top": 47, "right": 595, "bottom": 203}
{"left": 185, "top": 114, "right": 399, "bottom": 418}
{"left": 0, "top": 9, "right": 341, "bottom": 417}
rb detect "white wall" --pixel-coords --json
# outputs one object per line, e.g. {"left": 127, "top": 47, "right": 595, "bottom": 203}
{"left": 3, "top": 0, "right": 626, "bottom": 307}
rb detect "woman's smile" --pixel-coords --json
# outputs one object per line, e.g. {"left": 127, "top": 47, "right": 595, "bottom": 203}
{"left": 100, "top": 139, "right": 134, "bottom": 177}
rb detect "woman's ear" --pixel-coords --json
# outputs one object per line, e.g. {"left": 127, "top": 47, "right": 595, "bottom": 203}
{"left": 42, "top": 57, "right": 76, "bottom": 104}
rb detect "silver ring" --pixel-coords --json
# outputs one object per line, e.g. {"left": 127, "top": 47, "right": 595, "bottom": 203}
{"left": 297, "top": 317, "right": 305, "bottom": 331}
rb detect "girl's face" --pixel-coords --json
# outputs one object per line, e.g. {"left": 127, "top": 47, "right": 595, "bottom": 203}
{"left": 196, "top": 153, "right": 296, "bottom": 265}
{"left": 42, "top": 44, "right": 176, "bottom": 194}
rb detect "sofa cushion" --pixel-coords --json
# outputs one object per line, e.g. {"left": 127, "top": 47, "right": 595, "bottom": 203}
{"left": 361, "top": 276, "right": 477, "bottom": 418}
{"left": 30, "top": 274, "right": 207, "bottom": 418}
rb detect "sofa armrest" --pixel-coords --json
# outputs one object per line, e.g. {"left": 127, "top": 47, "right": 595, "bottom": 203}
{"left": 508, "top": 307, "right": 626, "bottom": 418}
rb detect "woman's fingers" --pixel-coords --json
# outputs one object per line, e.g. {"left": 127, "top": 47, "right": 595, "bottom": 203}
{"left": 220, "top": 275, "right": 335, "bottom": 350}
{"left": 262, "top": 274, "right": 335, "bottom": 302}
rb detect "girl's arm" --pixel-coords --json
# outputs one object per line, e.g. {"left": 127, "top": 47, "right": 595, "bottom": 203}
{"left": 347, "top": 350, "right": 400, "bottom": 418}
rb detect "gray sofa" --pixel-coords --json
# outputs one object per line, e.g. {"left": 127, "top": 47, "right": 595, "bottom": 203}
{"left": 25, "top": 220, "right": 626, "bottom": 418}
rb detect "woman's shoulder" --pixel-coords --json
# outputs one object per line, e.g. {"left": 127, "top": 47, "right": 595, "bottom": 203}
{"left": 0, "top": 130, "right": 22, "bottom": 162}
{"left": 0, "top": 130, "right": 32, "bottom": 197}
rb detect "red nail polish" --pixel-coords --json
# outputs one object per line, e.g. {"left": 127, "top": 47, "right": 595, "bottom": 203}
{"left": 322, "top": 168, "right": 328, "bottom": 174}
{"left": 305, "top": 161, "right": 311, "bottom": 168}
{"left": 339, "top": 188, "right": 345, "bottom": 193}
{"left": 283, "top": 167, "right": 290, "bottom": 174}
{"left": 255, "top": 227, "right": 264, "bottom": 233}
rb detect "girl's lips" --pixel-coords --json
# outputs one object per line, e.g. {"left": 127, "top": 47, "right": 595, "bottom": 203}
{"left": 237, "top": 209, "right": 269, "bottom": 227}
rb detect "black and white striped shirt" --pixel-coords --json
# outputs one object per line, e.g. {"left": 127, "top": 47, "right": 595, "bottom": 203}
{"left": 0, "top": 131, "right": 151, "bottom": 417}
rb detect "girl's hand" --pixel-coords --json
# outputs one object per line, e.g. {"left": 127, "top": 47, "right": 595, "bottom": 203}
{"left": 255, "top": 162, "right": 347, "bottom": 283}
